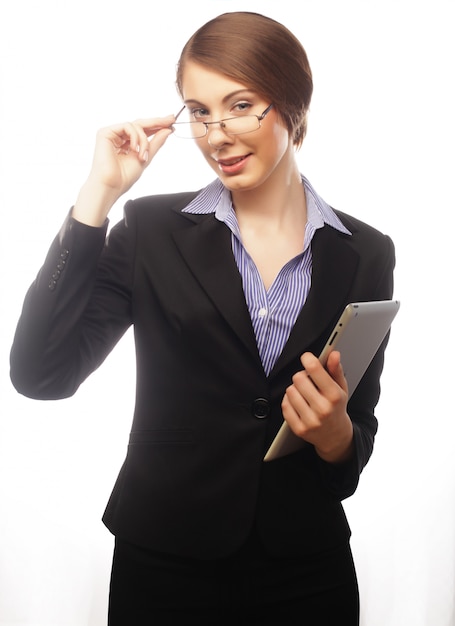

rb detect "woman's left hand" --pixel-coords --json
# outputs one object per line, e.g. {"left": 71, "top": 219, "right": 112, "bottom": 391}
{"left": 281, "top": 351, "right": 354, "bottom": 463}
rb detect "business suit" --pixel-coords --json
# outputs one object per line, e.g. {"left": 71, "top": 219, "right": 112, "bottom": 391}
{"left": 10, "top": 186, "right": 395, "bottom": 565}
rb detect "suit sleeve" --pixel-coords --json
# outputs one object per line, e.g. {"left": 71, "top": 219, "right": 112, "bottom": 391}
{"left": 10, "top": 213, "right": 133, "bottom": 400}
{"left": 317, "top": 234, "right": 396, "bottom": 499}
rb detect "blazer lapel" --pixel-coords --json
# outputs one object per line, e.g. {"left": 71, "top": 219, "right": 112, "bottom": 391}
{"left": 172, "top": 210, "right": 359, "bottom": 377}
{"left": 270, "top": 224, "right": 359, "bottom": 377}
{"left": 172, "top": 212, "right": 261, "bottom": 364}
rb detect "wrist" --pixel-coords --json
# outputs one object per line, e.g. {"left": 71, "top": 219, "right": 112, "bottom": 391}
{"left": 72, "top": 178, "right": 120, "bottom": 227}
{"left": 315, "top": 423, "right": 354, "bottom": 464}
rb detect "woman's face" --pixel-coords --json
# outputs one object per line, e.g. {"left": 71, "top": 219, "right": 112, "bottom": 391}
{"left": 179, "top": 61, "right": 294, "bottom": 194}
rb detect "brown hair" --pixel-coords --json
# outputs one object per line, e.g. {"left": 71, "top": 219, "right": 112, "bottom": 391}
{"left": 176, "top": 12, "right": 313, "bottom": 148}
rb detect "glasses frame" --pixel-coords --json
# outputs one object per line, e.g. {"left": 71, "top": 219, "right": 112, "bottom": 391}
{"left": 172, "top": 103, "right": 274, "bottom": 139}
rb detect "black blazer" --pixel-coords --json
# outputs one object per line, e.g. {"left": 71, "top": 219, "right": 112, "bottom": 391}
{"left": 10, "top": 189, "right": 395, "bottom": 559}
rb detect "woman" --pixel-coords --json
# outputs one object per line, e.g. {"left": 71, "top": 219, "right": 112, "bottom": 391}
{"left": 10, "top": 11, "right": 395, "bottom": 626}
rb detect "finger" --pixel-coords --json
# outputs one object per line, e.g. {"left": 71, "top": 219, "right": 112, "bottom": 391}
{"left": 282, "top": 391, "right": 307, "bottom": 433}
{"left": 133, "top": 114, "right": 177, "bottom": 137}
{"left": 290, "top": 368, "right": 321, "bottom": 406}
{"left": 134, "top": 127, "right": 171, "bottom": 165}
{"left": 131, "top": 116, "right": 176, "bottom": 163}
{"left": 326, "top": 351, "right": 349, "bottom": 394}
{"left": 100, "top": 117, "right": 173, "bottom": 159}
{"left": 98, "top": 123, "right": 140, "bottom": 159}
{"left": 293, "top": 357, "right": 346, "bottom": 420}
{"left": 124, "top": 121, "right": 156, "bottom": 161}
{"left": 282, "top": 387, "right": 318, "bottom": 438}
{"left": 300, "top": 352, "right": 343, "bottom": 397}
{"left": 289, "top": 375, "right": 332, "bottom": 420}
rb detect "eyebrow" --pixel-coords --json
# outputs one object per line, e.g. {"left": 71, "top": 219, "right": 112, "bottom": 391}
{"left": 183, "top": 89, "right": 256, "bottom": 107}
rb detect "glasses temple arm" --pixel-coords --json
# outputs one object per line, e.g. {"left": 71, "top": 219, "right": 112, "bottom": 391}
{"left": 174, "top": 105, "right": 186, "bottom": 121}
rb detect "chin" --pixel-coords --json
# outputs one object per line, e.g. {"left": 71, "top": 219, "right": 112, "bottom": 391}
{"left": 216, "top": 172, "right": 263, "bottom": 193}
{"left": 219, "top": 179, "right": 253, "bottom": 193}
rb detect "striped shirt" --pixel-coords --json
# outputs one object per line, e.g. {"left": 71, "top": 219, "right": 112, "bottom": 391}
{"left": 183, "top": 176, "right": 351, "bottom": 375}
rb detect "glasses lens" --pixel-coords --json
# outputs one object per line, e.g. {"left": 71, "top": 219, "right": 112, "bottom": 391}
{"left": 172, "top": 122, "right": 206, "bottom": 139}
{"left": 172, "top": 114, "right": 261, "bottom": 138}
{"left": 222, "top": 115, "right": 259, "bottom": 135}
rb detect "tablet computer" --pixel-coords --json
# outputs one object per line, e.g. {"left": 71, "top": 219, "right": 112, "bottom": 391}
{"left": 263, "top": 299, "right": 400, "bottom": 462}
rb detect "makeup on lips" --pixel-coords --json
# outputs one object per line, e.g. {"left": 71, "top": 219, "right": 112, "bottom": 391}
{"left": 214, "top": 154, "right": 252, "bottom": 174}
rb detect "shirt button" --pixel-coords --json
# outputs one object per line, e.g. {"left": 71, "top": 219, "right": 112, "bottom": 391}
{"left": 252, "top": 398, "right": 270, "bottom": 419}
{"left": 258, "top": 307, "right": 268, "bottom": 318}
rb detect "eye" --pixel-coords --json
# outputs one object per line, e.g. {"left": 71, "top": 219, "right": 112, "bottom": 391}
{"left": 232, "top": 102, "right": 253, "bottom": 115}
{"left": 190, "top": 107, "right": 210, "bottom": 120}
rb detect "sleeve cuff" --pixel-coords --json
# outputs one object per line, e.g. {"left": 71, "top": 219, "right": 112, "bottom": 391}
{"left": 58, "top": 208, "right": 109, "bottom": 245}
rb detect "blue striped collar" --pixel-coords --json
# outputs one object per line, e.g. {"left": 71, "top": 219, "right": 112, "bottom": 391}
{"left": 181, "top": 175, "right": 351, "bottom": 236}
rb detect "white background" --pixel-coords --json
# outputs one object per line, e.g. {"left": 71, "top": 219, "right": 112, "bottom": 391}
{"left": 1, "top": 1, "right": 454, "bottom": 624}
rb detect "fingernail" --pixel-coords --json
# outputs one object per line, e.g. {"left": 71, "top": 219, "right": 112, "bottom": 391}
{"left": 143, "top": 150, "right": 149, "bottom": 163}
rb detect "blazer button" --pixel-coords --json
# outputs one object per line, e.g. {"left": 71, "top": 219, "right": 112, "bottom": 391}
{"left": 252, "top": 398, "right": 270, "bottom": 419}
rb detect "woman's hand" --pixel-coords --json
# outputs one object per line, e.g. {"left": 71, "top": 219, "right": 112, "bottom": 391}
{"left": 281, "top": 351, "right": 354, "bottom": 463}
{"left": 73, "top": 115, "right": 176, "bottom": 226}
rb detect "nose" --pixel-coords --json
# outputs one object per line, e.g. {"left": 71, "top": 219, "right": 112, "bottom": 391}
{"left": 206, "top": 123, "right": 233, "bottom": 148}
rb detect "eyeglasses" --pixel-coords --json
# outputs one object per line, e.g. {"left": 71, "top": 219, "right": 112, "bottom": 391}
{"left": 172, "top": 104, "right": 274, "bottom": 139}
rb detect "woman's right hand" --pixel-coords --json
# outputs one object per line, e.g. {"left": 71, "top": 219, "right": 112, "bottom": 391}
{"left": 73, "top": 115, "right": 176, "bottom": 226}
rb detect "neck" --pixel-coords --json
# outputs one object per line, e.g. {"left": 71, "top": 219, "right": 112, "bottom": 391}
{"left": 231, "top": 159, "right": 306, "bottom": 228}
{"left": 229, "top": 157, "right": 307, "bottom": 291}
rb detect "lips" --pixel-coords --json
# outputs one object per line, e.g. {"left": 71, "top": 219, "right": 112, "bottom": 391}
{"left": 217, "top": 155, "right": 247, "bottom": 166}
{"left": 214, "top": 153, "right": 252, "bottom": 174}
